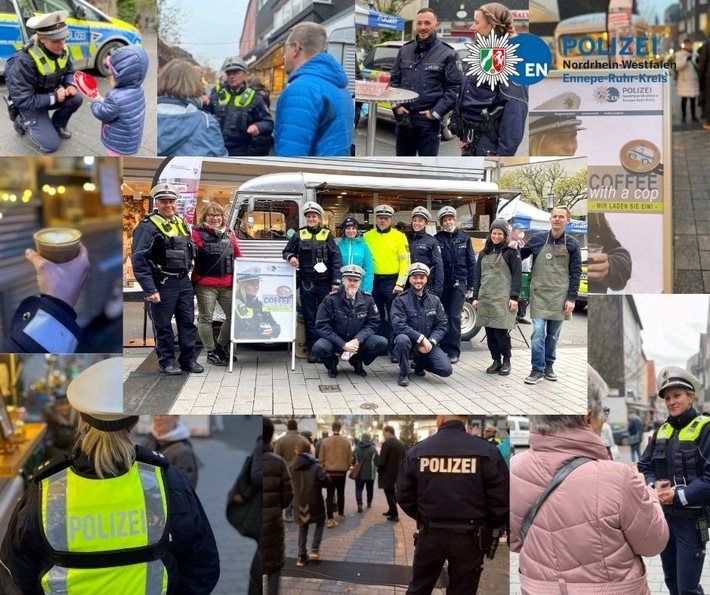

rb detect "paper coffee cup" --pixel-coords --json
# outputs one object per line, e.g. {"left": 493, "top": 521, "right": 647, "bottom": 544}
{"left": 33, "top": 227, "right": 82, "bottom": 263}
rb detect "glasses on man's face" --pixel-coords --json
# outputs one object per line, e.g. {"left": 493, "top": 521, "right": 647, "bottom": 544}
{"left": 602, "top": 407, "right": 610, "bottom": 420}
{"left": 281, "top": 42, "right": 296, "bottom": 55}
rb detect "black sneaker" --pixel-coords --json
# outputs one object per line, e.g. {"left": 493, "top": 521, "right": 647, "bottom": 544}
{"left": 544, "top": 366, "right": 558, "bottom": 381}
{"left": 327, "top": 366, "right": 338, "bottom": 378}
{"left": 357, "top": 504, "right": 363, "bottom": 513}
{"left": 13, "top": 118, "right": 25, "bottom": 136}
{"left": 499, "top": 360, "right": 511, "bottom": 376}
{"left": 390, "top": 352, "right": 399, "bottom": 364}
{"left": 180, "top": 361, "right": 205, "bottom": 374}
{"left": 349, "top": 357, "right": 367, "bottom": 377}
{"left": 413, "top": 368, "right": 426, "bottom": 377}
{"left": 398, "top": 375, "right": 409, "bottom": 387}
{"left": 55, "top": 126, "right": 72, "bottom": 139}
{"left": 216, "top": 343, "right": 237, "bottom": 362}
{"left": 206, "top": 350, "right": 228, "bottom": 366}
{"left": 159, "top": 364, "right": 182, "bottom": 376}
{"left": 516, "top": 317, "right": 531, "bottom": 325}
{"left": 524, "top": 370, "right": 544, "bottom": 385}
{"left": 486, "top": 361, "right": 502, "bottom": 374}
{"left": 307, "top": 353, "right": 321, "bottom": 364}
{"left": 449, "top": 355, "right": 459, "bottom": 364}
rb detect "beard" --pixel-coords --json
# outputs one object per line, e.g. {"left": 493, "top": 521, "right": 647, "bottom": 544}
{"left": 345, "top": 287, "right": 358, "bottom": 299}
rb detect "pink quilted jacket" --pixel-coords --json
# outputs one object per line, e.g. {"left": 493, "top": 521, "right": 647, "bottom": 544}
{"left": 510, "top": 427, "right": 669, "bottom": 595}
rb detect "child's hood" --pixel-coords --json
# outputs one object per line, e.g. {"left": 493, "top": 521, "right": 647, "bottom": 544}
{"left": 109, "top": 45, "right": 149, "bottom": 88}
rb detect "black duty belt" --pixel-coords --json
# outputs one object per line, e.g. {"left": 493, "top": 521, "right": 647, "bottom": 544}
{"left": 156, "top": 271, "right": 186, "bottom": 280}
{"left": 663, "top": 506, "right": 703, "bottom": 519}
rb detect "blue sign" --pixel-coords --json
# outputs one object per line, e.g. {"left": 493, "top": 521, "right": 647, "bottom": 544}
{"left": 565, "top": 219, "right": 588, "bottom": 233}
{"left": 367, "top": 12, "right": 404, "bottom": 32}
{"left": 509, "top": 34, "right": 552, "bottom": 86}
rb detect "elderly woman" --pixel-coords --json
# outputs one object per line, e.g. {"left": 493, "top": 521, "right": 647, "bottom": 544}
{"left": 192, "top": 201, "right": 242, "bottom": 366}
{"left": 510, "top": 365, "right": 669, "bottom": 594}
{"left": 158, "top": 59, "right": 228, "bottom": 156}
{"left": 639, "top": 366, "right": 710, "bottom": 595}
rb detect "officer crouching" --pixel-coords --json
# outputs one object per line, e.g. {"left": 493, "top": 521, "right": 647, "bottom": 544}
{"left": 130, "top": 184, "right": 203, "bottom": 375}
{"left": 312, "top": 265, "right": 388, "bottom": 378}
{"left": 639, "top": 366, "right": 710, "bottom": 595}
{"left": 395, "top": 415, "right": 509, "bottom": 594}
{"left": 391, "top": 263, "right": 452, "bottom": 387}
{"left": 5, "top": 10, "right": 82, "bottom": 153}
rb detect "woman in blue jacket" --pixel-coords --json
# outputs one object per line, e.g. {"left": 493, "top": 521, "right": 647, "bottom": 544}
{"left": 336, "top": 218, "right": 374, "bottom": 294}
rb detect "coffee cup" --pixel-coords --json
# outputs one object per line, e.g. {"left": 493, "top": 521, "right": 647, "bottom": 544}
{"left": 33, "top": 227, "right": 82, "bottom": 263}
{"left": 587, "top": 243, "right": 603, "bottom": 263}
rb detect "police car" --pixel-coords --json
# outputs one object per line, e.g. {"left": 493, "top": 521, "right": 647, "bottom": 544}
{"left": 0, "top": 0, "right": 141, "bottom": 77}
{"left": 577, "top": 247, "right": 587, "bottom": 310}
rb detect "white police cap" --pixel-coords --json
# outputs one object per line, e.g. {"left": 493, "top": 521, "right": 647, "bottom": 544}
{"left": 657, "top": 366, "right": 701, "bottom": 397}
{"left": 150, "top": 183, "right": 180, "bottom": 201}
{"left": 407, "top": 262, "right": 430, "bottom": 277}
{"left": 341, "top": 264, "right": 365, "bottom": 280}
{"left": 374, "top": 205, "right": 394, "bottom": 217}
{"left": 67, "top": 358, "right": 136, "bottom": 430}
{"left": 412, "top": 206, "right": 432, "bottom": 222}
{"left": 27, "top": 10, "right": 70, "bottom": 40}
{"left": 530, "top": 92, "right": 586, "bottom": 137}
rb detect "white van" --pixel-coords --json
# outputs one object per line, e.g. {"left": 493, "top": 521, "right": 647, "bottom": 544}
{"left": 508, "top": 416, "right": 530, "bottom": 448}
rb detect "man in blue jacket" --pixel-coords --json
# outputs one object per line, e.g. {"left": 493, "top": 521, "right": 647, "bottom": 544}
{"left": 275, "top": 22, "right": 354, "bottom": 156}
{"left": 391, "top": 263, "right": 452, "bottom": 387}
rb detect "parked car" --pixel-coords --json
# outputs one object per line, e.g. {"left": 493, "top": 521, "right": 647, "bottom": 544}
{"left": 610, "top": 422, "right": 629, "bottom": 446}
{"left": 576, "top": 247, "right": 587, "bottom": 310}
{"left": 0, "top": 0, "right": 142, "bottom": 77}
{"left": 508, "top": 416, "right": 530, "bottom": 448}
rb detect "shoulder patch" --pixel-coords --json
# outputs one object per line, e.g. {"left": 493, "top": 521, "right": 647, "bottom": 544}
{"left": 136, "top": 444, "right": 170, "bottom": 468}
{"left": 34, "top": 455, "right": 73, "bottom": 482}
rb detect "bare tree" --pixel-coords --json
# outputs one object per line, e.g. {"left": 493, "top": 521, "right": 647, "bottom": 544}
{"left": 497, "top": 162, "right": 588, "bottom": 211}
{"left": 157, "top": 0, "right": 189, "bottom": 48}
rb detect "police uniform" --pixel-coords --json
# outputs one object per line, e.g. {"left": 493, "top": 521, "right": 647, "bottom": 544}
{"left": 639, "top": 367, "right": 710, "bottom": 595}
{"left": 131, "top": 184, "right": 202, "bottom": 374}
{"left": 363, "top": 205, "right": 410, "bottom": 362}
{"left": 233, "top": 268, "right": 281, "bottom": 340}
{"left": 390, "top": 263, "right": 452, "bottom": 386}
{"left": 529, "top": 92, "right": 586, "bottom": 157}
{"left": 312, "top": 265, "right": 388, "bottom": 377}
{"left": 0, "top": 358, "right": 220, "bottom": 595}
{"left": 390, "top": 33, "right": 462, "bottom": 156}
{"left": 455, "top": 74, "right": 528, "bottom": 156}
{"left": 5, "top": 11, "right": 83, "bottom": 153}
{"left": 408, "top": 207, "right": 444, "bottom": 295}
{"left": 434, "top": 208, "right": 476, "bottom": 362}
{"left": 282, "top": 203, "right": 342, "bottom": 359}
{"left": 395, "top": 418, "right": 509, "bottom": 594}
{"left": 207, "top": 57, "right": 274, "bottom": 156}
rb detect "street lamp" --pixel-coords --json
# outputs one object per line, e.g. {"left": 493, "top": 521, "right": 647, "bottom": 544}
{"left": 546, "top": 192, "right": 555, "bottom": 212}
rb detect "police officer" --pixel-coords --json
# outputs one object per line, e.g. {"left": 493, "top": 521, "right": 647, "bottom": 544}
{"left": 639, "top": 366, "right": 710, "bottom": 595}
{"left": 5, "top": 10, "right": 82, "bottom": 153}
{"left": 389, "top": 8, "right": 462, "bottom": 156}
{"left": 435, "top": 206, "right": 476, "bottom": 364}
{"left": 529, "top": 92, "right": 586, "bottom": 157}
{"left": 208, "top": 57, "right": 274, "bottom": 156}
{"left": 454, "top": 3, "right": 528, "bottom": 156}
{"left": 283, "top": 202, "right": 342, "bottom": 363}
{"left": 396, "top": 415, "right": 509, "bottom": 594}
{"left": 234, "top": 267, "right": 281, "bottom": 340}
{"left": 363, "top": 204, "right": 410, "bottom": 363}
{"left": 0, "top": 358, "right": 220, "bottom": 594}
{"left": 408, "top": 207, "right": 443, "bottom": 296}
{"left": 391, "top": 263, "right": 452, "bottom": 387}
{"left": 483, "top": 424, "right": 502, "bottom": 445}
{"left": 312, "top": 264, "right": 388, "bottom": 378}
{"left": 131, "top": 184, "right": 203, "bottom": 375}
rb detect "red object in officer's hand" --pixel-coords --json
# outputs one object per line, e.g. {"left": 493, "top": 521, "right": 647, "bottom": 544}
{"left": 74, "top": 71, "right": 99, "bottom": 99}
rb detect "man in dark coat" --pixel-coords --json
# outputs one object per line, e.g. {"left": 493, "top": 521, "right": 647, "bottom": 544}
{"left": 290, "top": 438, "right": 332, "bottom": 566}
{"left": 377, "top": 425, "right": 406, "bottom": 521}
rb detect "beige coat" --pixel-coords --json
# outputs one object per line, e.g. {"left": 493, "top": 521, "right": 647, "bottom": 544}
{"left": 676, "top": 49, "right": 700, "bottom": 98}
{"left": 318, "top": 433, "right": 352, "bottom": 472}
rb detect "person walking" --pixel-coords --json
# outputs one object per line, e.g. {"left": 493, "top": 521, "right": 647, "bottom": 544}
{"left": 699, "top": 35, "right": 710, "bottom": 129}
{"left": 5, "top": 11, "right": 82, "bottom": 152}
{"left": 676, "top": 38, "right": 700, "bottom": 123}
{"left": 389, "top": 8, "right": 462, "bottom": 156}
{"left": 353, "top": 433, "right": 378, "bottom": 513}
{"left": 0, "top": 358, "right": 220, "bottom": 594}
{"left": 639, "top": 366, "right": 710, "bottom": 595}
{"left": 283, "top": 201, "right": 342, "bottom": 363}
{"left": 318, "top": 421, "right": 353, "bottom": 528}
{"left": 191, "top": 201, "right": 241, "bottom": 367}
{"left": 363, "top": 204, "right": 410, "bottom": 363}
{"left": 275, "top": 22, "right": 354, "bottom": 156}
{"left": 510, "top": 365, "right": 669, "bottom": 594}
{"left": 336, "top": 218, "right": 374, "bottom": 294}
{"left": 391, "top": 263, "right": 452, "bottom": 387}
{"left": 516, "top": 206, "right": 581, "bottom": 385}
{"left": 274, "top": 419, "right": 301, "bottom": 522}
{"left": 472, "top": 218, "right": 522, "bottom": 376}
{"left": 435, "top": 206, "right": 476, "bottom": 364}
{"left": 131, "top": 183, "right": 203, "bottom": 375}
{"left": 454, "top": 2, "right": 528, "bottom": 156}
{"left": 290, "top": 437, "right": 331, "bottom": 566}
{"left": 396, "top": 415, "right": 509, "bottom": 594}
{"left": 208, "top": 57, "right": 273, "bottom": 156}
{"left": 626, "top": 411, "right": 643, "bottom": 463}
{"left": 377, "top": 425, "right": 406, "bottom": 521}
{"left": 140, "top": 415, "right": 200, "bottom": 489}
{"left": 312, "top": 265, "right": 388, "bottom": 378}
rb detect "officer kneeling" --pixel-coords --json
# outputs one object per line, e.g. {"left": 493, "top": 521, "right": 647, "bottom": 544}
{"left": 395, "top": 415, "right": 509, "bottom": 594}
{"left": 312, "top": 265, "right": 388, "bottom": 378}
{"left": 0, "top": 358, "right": 220, "bottom": 594}
{"left": 391, "top": 262, "right": 452, "bottom": 387}
{"left": 639, "top": 366, "right": 710, "bottom": 595}
{"left": 5, "top": 10, "right": 83, "bottom": 153}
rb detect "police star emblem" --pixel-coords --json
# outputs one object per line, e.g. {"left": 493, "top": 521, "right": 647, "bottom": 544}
{"left": 463, "top": 31, "right": 523, "bottom": 91}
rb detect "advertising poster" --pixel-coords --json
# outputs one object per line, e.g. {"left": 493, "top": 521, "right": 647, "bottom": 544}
{"left": 230, "top": 258, "right": 296, "bottom": 345}
{"left": 530, "top": 69, "right": 671, "bottom": 293}
{"left": 155, "top": 156, "right": 204, "bottom": 224}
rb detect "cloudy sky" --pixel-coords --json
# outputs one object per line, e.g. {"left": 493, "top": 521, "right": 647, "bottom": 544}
{"left": 633, "top": 295, "right": 709, "bottom": 370}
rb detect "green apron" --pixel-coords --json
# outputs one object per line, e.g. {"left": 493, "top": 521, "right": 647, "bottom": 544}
{"left": 477, "top": 251, "right": 516, "bottom": 330}
{"left": 530, "top": 235, "right": 569, "bottom": 321}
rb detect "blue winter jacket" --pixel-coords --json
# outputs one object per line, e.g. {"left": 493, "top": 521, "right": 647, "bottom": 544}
{"left": 90, "top": 45, "right": 148, "bottom": 155}
{"left": 158, "top": 97, "right": 228, "bottom": 157}
{"left": 275, "top": 53, "right": 354, "bottom": 156}
{"left": 336, "top": 236, "right": 374, "bottom": 293}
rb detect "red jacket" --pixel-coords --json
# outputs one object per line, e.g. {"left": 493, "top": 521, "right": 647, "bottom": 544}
{"left": 191, "top": 225, "right": 241, "bottom": 288}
